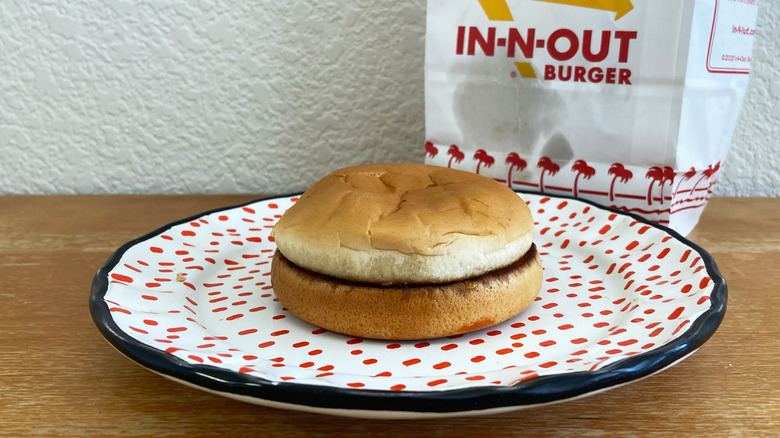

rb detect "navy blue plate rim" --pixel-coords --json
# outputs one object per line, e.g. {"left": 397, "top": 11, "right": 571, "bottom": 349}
{"left": 89, "top": 190, "right": 727, "bottom": 415}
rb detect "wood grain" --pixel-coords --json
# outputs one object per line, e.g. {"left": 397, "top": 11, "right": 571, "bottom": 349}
{"left": 1, "top": 195, "right": 778, "bottom": 437}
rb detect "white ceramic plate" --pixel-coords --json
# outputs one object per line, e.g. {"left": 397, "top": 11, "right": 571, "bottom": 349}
{"left": 90, "top": 192, "right": 726, "bottom": 419}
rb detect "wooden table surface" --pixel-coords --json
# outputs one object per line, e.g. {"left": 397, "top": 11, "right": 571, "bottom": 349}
{"left": 1, "top": 195, "right": 778, "bottom": 437}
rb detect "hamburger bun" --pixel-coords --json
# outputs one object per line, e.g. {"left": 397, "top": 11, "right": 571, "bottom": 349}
{"left": 271, "top": 245, "right": 542, "bottom": 340}
{"left": 270, "top": 163, "right": 542, "bottom": 339}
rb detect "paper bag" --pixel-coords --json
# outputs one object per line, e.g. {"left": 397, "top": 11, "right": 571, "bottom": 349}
{"left": 423, "top": 0, "right": 758, "bottom": 235}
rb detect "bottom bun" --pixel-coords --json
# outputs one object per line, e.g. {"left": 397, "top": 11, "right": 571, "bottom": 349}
{"left": 270, "top": 245, "right": 543, "bottom": 340}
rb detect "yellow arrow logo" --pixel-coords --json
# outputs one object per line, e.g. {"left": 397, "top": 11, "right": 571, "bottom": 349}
{"left": 531, "top": 0, "right": 634, "bottom": 21}
{"left": 478, "top": 0, "right": 514, "bottom": 21}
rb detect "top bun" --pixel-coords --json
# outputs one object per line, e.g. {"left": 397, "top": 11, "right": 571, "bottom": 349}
{"left": 271, "top": 163, "right": 534, "bottom": 284}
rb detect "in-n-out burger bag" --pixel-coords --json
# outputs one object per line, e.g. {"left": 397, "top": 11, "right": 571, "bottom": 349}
{"left": 423, "top": 0, "right": 758, "bottom": 235}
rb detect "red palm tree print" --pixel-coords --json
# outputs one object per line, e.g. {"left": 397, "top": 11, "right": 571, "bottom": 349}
{"left": 645, "top": 166, "right": 663, "bottom": 205}
{"left": 608, "top": 163, "right": 633, "bottom": 202}
{"left": 706, "top": 162, "right": 721, "bottom": 190}
{"left": 505, "top": 152, "right": 527, "bottom": 188}
{"left": 659, "top": 166, "right": 674, "bottom": 203}
{"left": 424, "top": 141, "right": 438, "bottom": 159}
{"left": 674, "top": 167, "right": 697, "bottom": 195}
{"left": 473, "top": 149, "right": 495, "bottom": 174}
{"left": 447, "top": 145, "right": 464, "bottom": 168}
{"left": 571, "top": 159, "right": 595, "bottom": 197}
{"left": 689, "top": 162, "right": 719, "bottom": 195}
{"left": 537, "top": 156, "right": 560, "bottom": 193}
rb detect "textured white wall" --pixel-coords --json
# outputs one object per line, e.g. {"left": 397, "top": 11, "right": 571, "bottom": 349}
{"left": 0, "top": 1, "right": 777, "bottom": 195}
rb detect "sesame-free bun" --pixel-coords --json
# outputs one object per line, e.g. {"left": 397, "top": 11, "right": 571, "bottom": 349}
{"left": 271, "top": 163, "right": 535, "bottom": 284}
{"left": 270, "top": 245, "right": 543, "bottom": 340}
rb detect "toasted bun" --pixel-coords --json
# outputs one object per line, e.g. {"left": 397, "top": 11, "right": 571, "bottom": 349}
{"left": 271, "top": 163, "right": 534, "bottom": 284}
{"left": 270, "top": 245, "right": 543, "bottom": 340}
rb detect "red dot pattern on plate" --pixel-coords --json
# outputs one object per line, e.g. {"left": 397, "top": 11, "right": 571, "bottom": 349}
{"left": 103, "top": 194, "right": 716, "bottom": 392}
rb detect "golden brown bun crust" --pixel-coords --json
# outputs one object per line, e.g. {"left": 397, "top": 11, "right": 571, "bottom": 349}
{"left": 271, "top": 163, "right": 535, "bottom": 283}
{"left": 270, "top": 245, "right": 543, "bottom": 340}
